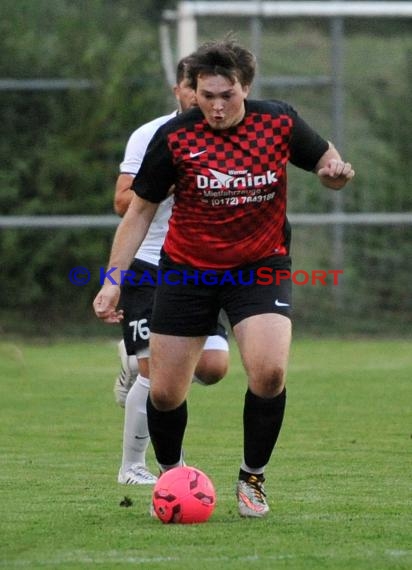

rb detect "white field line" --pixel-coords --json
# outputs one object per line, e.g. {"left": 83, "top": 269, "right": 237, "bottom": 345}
{"left": 2, "top": 549, "right": 411, "bottom": 567}
{"left": 1, "top": 551, "right": 297, "bottom": 567}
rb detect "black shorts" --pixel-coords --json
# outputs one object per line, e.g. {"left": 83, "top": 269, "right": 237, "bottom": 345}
{"left": 150, "top": 254, "right": 292, "bottom": 337}
{"left": 119, "top": 259, "right": 156, "bottom": 356}
{"left": 119, "top": 259, "right": 228, "bottom": 355}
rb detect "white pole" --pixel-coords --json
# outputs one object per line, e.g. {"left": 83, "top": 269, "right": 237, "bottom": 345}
{"left": 176, "top": 2, "right": 412, "bottom": 18}
{"left": 177, "top": 2, "right": 198, "bottom": 60}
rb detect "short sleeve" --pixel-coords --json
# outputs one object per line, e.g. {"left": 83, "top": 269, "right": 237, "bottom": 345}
{"left": 131, "top": 127, "right": 176, "bottom": 203}
{"left": 289, "top": 111, "right": 329, "bottom": 171}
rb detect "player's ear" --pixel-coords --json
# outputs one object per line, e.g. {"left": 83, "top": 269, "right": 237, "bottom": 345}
{"left": 242, "top": 84, "right": 251, "bottom": 98}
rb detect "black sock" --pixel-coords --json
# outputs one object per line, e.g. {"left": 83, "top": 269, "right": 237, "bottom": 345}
{"left": 242, "top": 387, "right": 286, "bottom": 471}
{"left": 238, "top": 469, "right": 265, "bottom": 483}
{"left": 146, "top": 397, "right": 187, "bottom": 466}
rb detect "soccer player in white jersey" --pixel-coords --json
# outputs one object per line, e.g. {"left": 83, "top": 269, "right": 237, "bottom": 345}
{"left": 113, "top": 58, "right": 229, "bottom": 485}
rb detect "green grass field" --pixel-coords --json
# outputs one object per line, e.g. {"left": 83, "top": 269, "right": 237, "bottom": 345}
{"left": 1, "top": 338, "right": 411, "bottom": 570}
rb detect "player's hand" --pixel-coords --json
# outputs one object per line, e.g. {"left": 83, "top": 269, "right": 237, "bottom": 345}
{"left": 93, "top": 284, "right": 123, "bottom": 323}
{"left": 317, "top": 159, "right": 355, "bottom": 189}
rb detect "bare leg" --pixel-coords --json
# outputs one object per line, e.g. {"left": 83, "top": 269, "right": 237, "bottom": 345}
{"left": 234, "top": 313, "right": 291, "bottom": 397}
{"left": 147, "top": 334, "right": 206, "bottom": 468}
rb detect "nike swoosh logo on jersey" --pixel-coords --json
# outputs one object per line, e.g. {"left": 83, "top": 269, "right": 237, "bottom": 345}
{"left": 275, "top": 299, "right": 290, "bottom": 307}
{"left": 189, "top": 150, "right": 207, "bottom": 158}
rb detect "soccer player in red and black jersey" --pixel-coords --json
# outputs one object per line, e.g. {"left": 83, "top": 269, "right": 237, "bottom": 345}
{"left": 94, "top": 39, "right": 355, "bottom": 518}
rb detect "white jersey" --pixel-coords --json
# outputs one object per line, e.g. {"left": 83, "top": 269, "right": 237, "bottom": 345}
{"left": 120, "top": 111, "right": 177, "bottom": 265}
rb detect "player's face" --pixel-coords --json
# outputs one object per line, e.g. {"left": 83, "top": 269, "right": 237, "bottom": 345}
{"left": 174, "top": 79, "right": 197, "bottom": 112}
{"left": 195, "top": 74, "right": 249, "bottom": 130}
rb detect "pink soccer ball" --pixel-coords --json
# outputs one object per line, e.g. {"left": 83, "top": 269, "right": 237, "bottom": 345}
{"left": 152, "top": 466, "right": 216, "bottom": 524}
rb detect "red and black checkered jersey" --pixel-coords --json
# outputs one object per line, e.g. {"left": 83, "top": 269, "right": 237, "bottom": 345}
{"left": 132, "top": 99, "right": 329, "bottom": 270}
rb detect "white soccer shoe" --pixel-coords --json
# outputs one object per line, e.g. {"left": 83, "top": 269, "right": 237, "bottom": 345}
{"left": 118, "top": 464, "right": 158, "bottom": 485}
{"left": 236, "top": 474, "right": 269, "bottom": 518}
{"left": 113, "top": 340, "right": 137, "bottom": 407}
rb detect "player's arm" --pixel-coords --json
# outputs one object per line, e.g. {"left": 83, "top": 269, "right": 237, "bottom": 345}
{"left": 93, "top": 195, "right": 158, "bottom": 323}
{"left": 113, "top": 173, "right": 134, "bottom": 216}
{"left": 288, "top": 108, "right": 354, "bottom": 190}
{"left": 315, "top": 142, "right": 355, "bottom": 190}
{"left": 114, "top": 122, "right": 151, "bottom": 216}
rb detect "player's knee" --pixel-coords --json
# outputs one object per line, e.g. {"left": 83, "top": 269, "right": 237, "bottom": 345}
{"left": 268, "top": 365, "right": 286, "bottom": 391}
{"left": 150, "top": 387, "right": 182, "bottom": 411}
{"left": 194, "top": 368, "right": 225, "bottom": 386}
{"left": 194, "top": 352, "right": 229, "bottom": 385}
{"left": 250, "top": 365, "right": 286, "bottom": 397}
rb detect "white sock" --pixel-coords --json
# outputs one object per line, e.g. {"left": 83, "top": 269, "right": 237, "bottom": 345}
{"left": 240, "top": 461, "right": 265, "bottom": 476}
{"left": 121, "top": 374, "right": 150, "bottom": 472}
{"left": 127, "top": 351, "right": 138, "bottom": 377}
